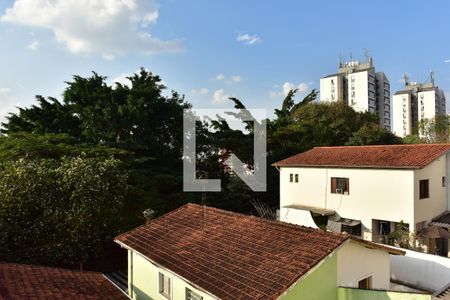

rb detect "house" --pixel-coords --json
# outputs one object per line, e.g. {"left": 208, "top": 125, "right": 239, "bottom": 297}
{"left": 273, "top": 144, "right": 450, "bottom": 256}
{"left": 115, "top": 203, "right": 434, "bottom": 300}
{"left": 0, "top": 261, "right": 129, "bottom": 299}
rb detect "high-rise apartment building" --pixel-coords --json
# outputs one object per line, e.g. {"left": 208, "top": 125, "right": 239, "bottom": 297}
{"left": 320, "top": 55, "right": 391, "bottom": 129}
{"left": 392, "top": 73, "right": 446, "bottom": 138}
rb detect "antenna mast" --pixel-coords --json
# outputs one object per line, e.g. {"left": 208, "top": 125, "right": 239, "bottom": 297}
{"left": 429, "top": 69, "right": 435, "bottom": 86}
{"left": 403, "top": 73, "right": 410, "bottom": 86}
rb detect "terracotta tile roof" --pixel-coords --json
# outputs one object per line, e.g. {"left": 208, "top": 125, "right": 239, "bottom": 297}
{"left": 0, "top": 262, "right": 128, "bottom": 300}
{"left": 116, "top": 203, "right": 350, "bottom": 300}
{"left": 272, "top": 144, "right": 450, "bottom": 169}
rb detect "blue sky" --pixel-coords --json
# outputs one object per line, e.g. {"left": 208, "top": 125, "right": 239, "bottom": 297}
{"left": 0, "top": 0, "right": 449, "bottom": 122}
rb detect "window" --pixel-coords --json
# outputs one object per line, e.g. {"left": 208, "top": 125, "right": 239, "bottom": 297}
{"left": 331, "top": 177, "right": 349, "bottom": 194}
{"left": 358, "top": 276, "right": 373, "bottom": 289}
{"left": 295, "top": 174, "right": 299, "bottom": 183}
{"left": 289, "top": 174, "right": 293, "bottom": 183}
{"left": 443, "top": 176, "right": 446, "bottom": 187}
{"left": 186, "top": 288, "right": 203, "bottom": 300}
{"left": 419, "top": 179, "right": 429, "bottom": 199}
{"left": 378, "top": 221, "right": 391, "bottom": 235}
{"left": 159, "top": 273, "right": 171, "bottom": 299}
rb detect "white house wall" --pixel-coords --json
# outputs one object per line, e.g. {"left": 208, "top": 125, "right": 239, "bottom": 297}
{"left": 414, "top": 155, "right": 448, "bottom": 225}
{"left": 337, "top": 241, "right": 391, "bottom": 290}
{"left": 279, "top": 167, "right": 415, "bottom": 240}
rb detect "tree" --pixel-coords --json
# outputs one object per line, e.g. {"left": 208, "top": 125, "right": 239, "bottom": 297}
{"left": 346, "top": 124, "right": 402, "bottom": 146}
{"left": 0, "top": 156, "right": 128, "bottom": 267}
{"left": 418, "top": 115, "right": 449, "bottom": 143}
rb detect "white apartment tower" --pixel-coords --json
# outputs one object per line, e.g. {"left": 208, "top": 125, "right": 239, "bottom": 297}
{"left": 320, "top": 55, "right": 391, "bottom": 130}
{"left": 392, "top": 73, "right": 446, "bottom": 138}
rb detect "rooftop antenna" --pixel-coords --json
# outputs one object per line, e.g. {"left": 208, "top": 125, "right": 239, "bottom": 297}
{"left": 403, "top": 73, "right": 410, "bottom": 86}
{"left": 429, "top": 69, "right": 435, "bottom": 86}
{"left": 364, "top": 48, "right": 372, "bottom": 65}
{"left": 339, "top": 53, "right": 343, "bottom": 68}
{"left": 349, "top": 52, "right": 353, "bottom": 61}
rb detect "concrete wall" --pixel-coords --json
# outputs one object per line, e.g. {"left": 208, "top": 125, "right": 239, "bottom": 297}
{"left": 376, "top": 72, "right": 391, "bottom": 130}
{"left": 417, "top": 90, "right": 438, "bottom": 122}
{"left": 320, "top": 75, "right": 343, "bottom": 103}
{"left": 392, "top": 93, "right": 412, "bottom": 137}
{"left": 348, "top": 70, "right": 371, "bottom": 112}
{"left": 279, "top": 166, "right": 415, "bottom": 240}
{"left": 414, "top": 156, "right": 448, "bottom": 226}
{"left": 128, "top": 250, "right": 217, "bottom": 300}
{"left": 390, "top": 248, "right": 450, "bottom": 292}
{"left": 337, "top": 241, "right": 391, "bottom": 290}
{"left": 337, "top": 287, "right": 431, "bottom": 300}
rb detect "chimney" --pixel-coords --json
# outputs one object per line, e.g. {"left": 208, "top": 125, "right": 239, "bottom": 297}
{"left": 143, "top": 208, "right": 156, "bottom": 223}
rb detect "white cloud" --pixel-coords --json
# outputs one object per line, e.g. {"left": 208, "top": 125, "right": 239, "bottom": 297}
{"left": 269, "top": 81, "right": 310, "bottom": 99}
{"left": 1, "top": 0, "right": 182, "bottom": 59}
{"left": 445, "top": 59, "right": 450, "bottom": 63}
{"left": 215, "top": 73, "right": 225, "bottom": 81}
{"left": 0, "top": 87, "right": 12, "bottom": 94}
{"left": 269, "top": 91, "right": 278, "bottom": 99}
{"left": 0, "top": 87, "right": 19, "bottom": 124}
{"left": 212, "top": 89, "right": 229, "bottom": 104}
{"left": 282, "top": 82, "right": 308, "bottom": 96}
{"left": 111, "top": 73, "right": 132, "bottom": 87}
{"left": 236, "top": 33, "right": 262, "bottom": 45}
{"left": 191, "top": 88, "right": 209, "bottom": 95}
{"left": 230, "top": 75, "right": 242, "bottom": 83}
{"left": 27, "top": 39, "right": 39, "bottom": 50}
{"left": 214, "top": 74, "right": 242, "bottom": 84}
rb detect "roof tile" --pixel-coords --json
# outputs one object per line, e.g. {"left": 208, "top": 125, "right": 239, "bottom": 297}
{"left": 0, "top": 262, "right": 127, "bottom": 300}
{"left": 272, "top": 144, "right": 450, "bottom": 169}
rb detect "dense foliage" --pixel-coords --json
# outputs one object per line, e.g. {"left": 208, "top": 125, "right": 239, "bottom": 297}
{"left": 0, "top": 157, "right": 127, "bottom": 266}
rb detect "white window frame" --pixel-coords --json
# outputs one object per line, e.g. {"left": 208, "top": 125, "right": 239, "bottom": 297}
{"left": 186, "top": 288, "right": 203, "bottom": 300}
{"left": 159, "top": 272, "right": 172, "bottom": 300}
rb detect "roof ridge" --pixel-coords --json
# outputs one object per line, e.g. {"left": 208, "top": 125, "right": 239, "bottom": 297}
{"left": 0, "top": 261, "right": 101, "bottom": 275}
{"left": 187, "top": 203, "right": 348, "bottom": 239}
{"left": 314, "top": 144, "right": 450, "bottom": 149}
{"left": 115, "top": 203, "right": 194, "bottom": 241}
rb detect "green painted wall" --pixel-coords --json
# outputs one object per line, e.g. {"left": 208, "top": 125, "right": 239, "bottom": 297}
{"left": 127, "top": 250, "right": 216, "bottom": 300}
{"left": 279, "top": 253, "right": 338, "bottom": 300}
{"left": 337, "top": 288, "right": 431, "bottom": 300}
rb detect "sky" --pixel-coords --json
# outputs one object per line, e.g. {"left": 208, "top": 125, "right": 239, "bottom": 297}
{"left": 0, "top": 0, "right": 450, "bottom": 123}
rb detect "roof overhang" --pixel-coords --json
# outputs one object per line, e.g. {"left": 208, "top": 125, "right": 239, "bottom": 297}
{"left": 429, "top": 211, "right": 450, "bottom": 229}
{"left": 283, "top": 204, "right": 335, "bottom": 216}
{"left": 272, "top": 164, "right": 421, "bottom": 170}
{"left": 348, "top": 237, "right": 406, "bottom": 256}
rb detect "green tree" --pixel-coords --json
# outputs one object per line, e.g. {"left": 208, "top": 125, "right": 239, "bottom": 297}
{"left": 0, "top": 156, "right": 128, "bottom": 267}
{"left": 346, "top": 124, "right": 402, "bottom": 146}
